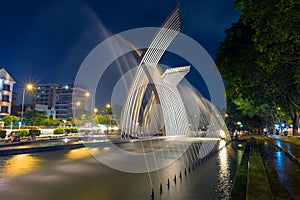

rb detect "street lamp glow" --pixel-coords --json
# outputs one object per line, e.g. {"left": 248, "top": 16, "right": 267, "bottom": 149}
{"left": 93, "top": 108, "right": 98, "bottom": 113}
{"left": 26, "top": 84, "right": 33, "bottom": 90}
{"left": 106, "top": 103, "right": 111, "bottom": 109}
{"left": 85, "top": 92, "right": 90, "bottom": 98}
{"left": 76, "top": 101, "right": 81, "bottom": 106}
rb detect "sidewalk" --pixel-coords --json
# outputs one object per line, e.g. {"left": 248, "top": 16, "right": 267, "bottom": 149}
{"left": 269, "top": 135, "right": 300, "bottom": 145}
{"left": 230, "top": 134, "right": 300, "bottom": 199}
{"left": 266, "top": 135, "right": 300, "bottom": 165}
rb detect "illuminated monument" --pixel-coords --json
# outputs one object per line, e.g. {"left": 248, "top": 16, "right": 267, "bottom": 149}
{"left": 120, "top": 5, "right": 217, "bottom": 139}
{"left": 120, "top": 6, "right": 190, "bottom": 136}
{"left": 72, "top": 4, "right": 230, "bottom": 174}
{"left": 119, "top": 5, "right": 230, "bottom": 140}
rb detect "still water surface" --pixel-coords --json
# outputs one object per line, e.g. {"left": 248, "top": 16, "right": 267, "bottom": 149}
{"left": 0, "top": 140, "right": 244, "bottom": 200}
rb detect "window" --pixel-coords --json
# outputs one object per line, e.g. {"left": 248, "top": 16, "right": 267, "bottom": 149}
{"left": 1, "top": 106, "right": 9, "bottom": 113}
{"left": 3, "top": 84, "right": 10, "bottom": 91}
{"left": 2, "top": 95, "right": 9, "bottom": 102}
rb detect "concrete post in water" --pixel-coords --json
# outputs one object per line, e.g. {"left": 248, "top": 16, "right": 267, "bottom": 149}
{"left": 160, "top": 183, "right": 162, "bottom": 194}
{"left": 174, "top": 174, "right": 177, "bottom": 184}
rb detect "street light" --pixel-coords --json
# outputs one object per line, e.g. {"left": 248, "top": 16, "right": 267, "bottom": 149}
{"left": 85, "top": 92, "right": 90, "bottom": 98}
{"left": 85, "top": 91, "right": 95, "bottom": 115}
{"left": 72, "top": 101, "right": 81, "bottom": 125}
{"left": 93, "top": 108, "right": 98, "bottom": 115}
{"left": 106, "top": 103, "right": 111, "bottom": 134}
{"left": 21, "top": 83, "right": 33, "bottom": 126}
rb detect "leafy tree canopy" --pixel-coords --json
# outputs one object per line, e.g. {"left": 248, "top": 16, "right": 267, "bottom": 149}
{"left": 216, "top": 0, "right": 299, "bottom": 134}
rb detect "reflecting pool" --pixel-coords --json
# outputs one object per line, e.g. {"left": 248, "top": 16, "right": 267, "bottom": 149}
{"left": 0, "top": 140, "right": 243, "bottom": 200}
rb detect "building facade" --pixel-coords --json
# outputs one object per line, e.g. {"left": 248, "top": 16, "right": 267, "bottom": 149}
{"left": 35, "top": 104, "right": 56, "bottom": 119}
{"left": 31, "top": 83, "right": 61, "bottom": 108}
{"left": 0, "top": 68, "right": 15, "bottom": 116}
{"left": 10, "top": 92, "right": 19, "bottom": 116}
{"left": 56, "top": 85, "right": 91, "bottom": 120}
{"left": 55, "top": 85, "right": 73, "bottom": 120}
{"left": 30, "top": 83, "right": 91, "bottom": 120}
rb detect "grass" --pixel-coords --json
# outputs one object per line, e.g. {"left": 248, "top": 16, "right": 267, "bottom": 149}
{"left": 246, "top": 147, "right": 273, "bottom": 200}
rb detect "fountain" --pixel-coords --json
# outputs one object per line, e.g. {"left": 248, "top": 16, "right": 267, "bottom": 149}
{"left": 72, "top": 4, "right": 231, "bottom": 174}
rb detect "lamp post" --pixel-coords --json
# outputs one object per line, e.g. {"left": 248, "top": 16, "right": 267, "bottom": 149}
{"left": 85, "top": 91, "right": 96, "bottom": 115}
{"left": 21, "top": 83, "right": 33, "bottom": 127}
{"left": 105, "top": 103, "right": 111, "bottom": 134}
{"left": 93, "top": 108, "right": 98, "bottom": 115}
{"left": 277, "top": 107, "right": 282, "bottom": 134}
{"left": 93, "top": 108, "right": 98, "bottom": 126}
{"left": 73, "top": 101, "right": 81, "bottom": 120}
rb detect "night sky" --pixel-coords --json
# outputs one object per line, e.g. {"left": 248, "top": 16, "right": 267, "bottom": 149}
{"left": 0, "top": 0, "right": 239, "bottom": 104}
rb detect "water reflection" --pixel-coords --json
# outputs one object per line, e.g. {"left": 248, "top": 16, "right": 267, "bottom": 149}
{"left": 2, "top": 154, "right": 42, "bottom": 178}
{"left": 275, "top": 140, "right": 282, "bottom": 148}
{"left": 0, "top": 140, "right": 242, "bottom": 200}
{"left": 63, "top": 148, "right": 99, "bottom": 162}
{"left": 265, "top": 142, "right": 300, "bottom": 198}
{"left": 216, "top": 140, "right": 231, "bottom": 197}
{"left": 274, "top": 150, "right": 284, "bottom": 181}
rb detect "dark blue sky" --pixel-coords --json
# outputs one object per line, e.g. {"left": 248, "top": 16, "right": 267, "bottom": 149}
{"left": 0, "top": 0, "right": 239, "bottom": 103}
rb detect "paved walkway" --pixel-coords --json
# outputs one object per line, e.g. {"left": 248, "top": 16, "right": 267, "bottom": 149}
{"left": 267, "top": 135, "right": 300, "bottom": 164}
{"left": 231, "top": 134, "right": 300, "bottom": 199}
{"left": 270, "top": 135, "right": 300, "bottom": 145}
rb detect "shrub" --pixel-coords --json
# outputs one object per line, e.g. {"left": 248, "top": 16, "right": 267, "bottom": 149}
{"left": 65, "top": 127, "right": 78, "bottom": 134}
{"left": 53, "top": 128, "right": 65, "bottom": 135}
{"left": 16, "top": 129, "right": 29, "bottom": 137}
{"left": 0, "top": 130, "right": 6, "bottom": 138}
{"left": 29, "top": 129, "right": 41, "bottom": 136}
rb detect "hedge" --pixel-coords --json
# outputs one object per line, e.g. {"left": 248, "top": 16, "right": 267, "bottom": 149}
{"left": 15, "top": 129, "right": 29, "bottom": 137}
{"left": 65, "top": 127, "right": 78, "bottom": 134}
{"left": 53, "top": 128, "right": 65, "bottom": 135}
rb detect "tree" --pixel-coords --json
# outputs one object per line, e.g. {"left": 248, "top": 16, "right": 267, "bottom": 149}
{"left": 216, "top": 0, "right": 300, "bottom": 135}
{"left": 3, "top": 115, "right": 20, "bottom": 129}
{"left": 40, "top": 118, "right": 61, "bottom": 126}
{"left": 216, "top": 20, "right": 272, "bottom": 129}
{"left": 234, "top": 0, "right": 300, "bottom": 135}
{"left": 94, "top": 114, "right": 107, "bottom": 124}
{"left": 3, "top": 115, "right": 20, "bottom": 126}
{"left": 102, "top": 104, "right": 117, "bottom": 126}
{"left": 23, "top": 110, "right": 47, "bottom": 126}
